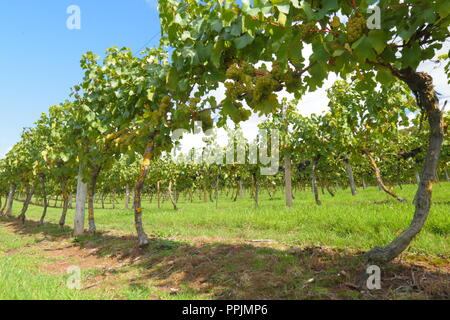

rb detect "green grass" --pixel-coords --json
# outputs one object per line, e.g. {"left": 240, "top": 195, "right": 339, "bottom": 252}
{"left": 12, "top": 183, "right": 449, "bottom": 256}
{"left": 1, "top": 183, "right": 448, "bottom": 300}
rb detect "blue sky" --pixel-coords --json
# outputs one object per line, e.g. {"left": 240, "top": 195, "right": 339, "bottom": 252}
{"left": 0, "top": 0, "right": 161, "bottom": 157}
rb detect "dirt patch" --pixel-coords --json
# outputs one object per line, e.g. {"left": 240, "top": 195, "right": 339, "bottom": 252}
{"left": 39, "top": 244, "right": 122, "bottom": 275}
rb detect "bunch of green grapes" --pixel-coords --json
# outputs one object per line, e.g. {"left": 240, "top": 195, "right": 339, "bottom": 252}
{"left": 299, "top": 22, "right": 319, "bottom": 41}
{"left": 330, "top": 16, "right": 341, "bottom": 29}
{"left": 224, "top": 81, "right": 248, "bottom": 101}
{"left": 158, "top": 95, "right": 172, "bottom": 113}
{"left": 346, "top": 16, "right": 366, "bottom": 43}
{"left": 253, "top": 75, "right": 279, "bottom": 102}
{"left": 270, "top": 63, "right": 300, "bottom": 91}
{"left": 226, "top": 64, "right": 241, "bottom": 81}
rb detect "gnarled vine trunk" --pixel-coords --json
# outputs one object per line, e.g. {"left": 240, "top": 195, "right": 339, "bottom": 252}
{"left": 157, "top": 181, "right": 161, "bottom": 209}
{"left": 285, "top": 156, "right": 293, "bottom": 207}
{"left": 59, "top": 188, "right": 70, "bottom": 228}
{"left": 88, "top": 166, "right": 101, "bottom": 234}
{"left": 252, "top": 172, "right": 259, "bottom": 208}
{"left": 18, "top": 183, "right": 37, "bottom": 224}
{"left": 73, "top": 164, "right": 88, "bottom": 236}
{"left": 364, "top": 150, "right": 406, "bottom": 203}
{"left": 38, "top": 176, "right": 48, "bottom": 226}
{"left": 311, "top": 157, "right": 321, "bottom": 205}
{"left": 0, "top": 194, "right": 7, "bottom": 215}
{"left": 5, "top": 184, "right": 16, "bottom": 217}
{"left": 168, "top": 180, "right": 178, "bottom": 211}
{"left": 367, "top": 70, "right": 444, "bottom": 262}
{"left": 133, "top": 139, "right": 155, "bottom": 247}
{"left": 344, "top": 155, "right": 357, "bottom": 196}
{"left": 125, "top": 184, "right": 130, "bottom": 209}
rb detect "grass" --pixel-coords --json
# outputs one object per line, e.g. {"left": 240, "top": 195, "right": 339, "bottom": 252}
{"left": 12, "top": 183, "right": 450, "bottom": 255}
{"left": 0, "top": 183, "right": 448, "bottom": 300}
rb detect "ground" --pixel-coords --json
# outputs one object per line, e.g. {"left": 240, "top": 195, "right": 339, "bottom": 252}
{"left": 0, "top": 183, "right": 448, "bottom": 300}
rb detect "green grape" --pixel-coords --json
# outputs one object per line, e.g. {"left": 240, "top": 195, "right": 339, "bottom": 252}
{"left": 158, "top": 95, "right": 172, "bottom": 113}
{"left": 346, "top": 16, "right": 366, "bottom": 43}
{"left": 226, "top": 64, "right": 241, "bottom": 81}
{"left": 299, "top": 22, "right": 319, "bottom": 41}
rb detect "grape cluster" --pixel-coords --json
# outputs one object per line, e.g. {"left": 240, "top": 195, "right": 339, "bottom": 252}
{"left": 253, "top": 76, "right": 280, "bottom": 102}
{"left": 224, "top": 62, "right": 300, "bottom": 113}
{"left": 158, "top": 95, "right": 172, "bottom": 113}
{"left": 271, "top": 63, "right": 300, "bottom": 91}
{"left": 298, "top": 22, "right": 319, "bottom": 41}
{"left": 330, "top": 16, "right": 341, "bottom": 29}
{"left": 346, "top": 16, "right": 366, "bottom": 43}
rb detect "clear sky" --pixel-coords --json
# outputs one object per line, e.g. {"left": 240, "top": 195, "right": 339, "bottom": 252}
{"left": 0, "top": 0, "right": 161, "bottom": 157}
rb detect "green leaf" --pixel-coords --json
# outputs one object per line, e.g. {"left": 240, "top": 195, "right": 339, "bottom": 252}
{"left": 402, "top": 43, "right": 422, "bottom": 69}
{"left": 234, "top": 33, "right": 254, "bottom": 49}
{"left": 352, "top": 36, "right": 377, "bottom": 62}
{"left": 367, "top": 30, "right": 388, "bottom": 55}
{"left": 147, "top": 88, "right": 155, "bottom": 101}
{"left": 211, "top": 39, "right": 224, "bottom": 68}
{"left": 255, "top": 94, "right": 280, "bottom": 115}
{"left": 278, "top": 12, "right": 287, "bottom": 26}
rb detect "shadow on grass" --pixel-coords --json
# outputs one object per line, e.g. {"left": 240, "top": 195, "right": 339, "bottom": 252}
{"left": 0, "top": 216, "right": 448, "bottom": 300}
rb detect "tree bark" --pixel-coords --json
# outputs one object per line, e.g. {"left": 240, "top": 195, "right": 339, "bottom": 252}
{"left": 73, "top": 164, "right": 88, "bottom": 237}
{"left": 203, "top": 187, "right": 208, "bottom": 203}
{"left": 5, "top": 183, "right": 16, "bottom": 217}
{"left": 111, "top": 193, "right": 116, "bottom": 209}
{"left": 311, "top": 158, "right": 321, "bottom": 205}
{"left": 365, "top": 150, "right": 406, "bottom": 202}
{"left": 88, "top": 166, "right": 101, "bottom": 234}
{"left": 366, "top": 70, "right": 444, "bottom": 262}
{"left": 38, "top": 176, "right": 48, "bottom": 226}
{"left": 58, "top": 185, "right": 70, "bottom": 228}
{"left": 68, "top": 192, "right": 73, "bottom": 209}
{"left": 253, "top": 172, "right": 259, "bottom": 208}
{"left": 0, "top": 193, "right": 7, "bottom": 215}
{"left": 168, "top": 180, "right": 178, "bottom": 210}
{"left": 215, "top": 176, "right": 219, "bottom": 209}
{"left": 344, "top": 156, "right": 357, "bottom": 196}
{"left": 157, "top": 181, "right": 161, "bottom": 209}
{"left": 18, "top": 183, "right": 37, "bottom": 223}
{"left": 133, "top": 139, "right": 154, "bottom": 247}
{"left": 125, "top": 184, "right": 130, "bottom": 209}
{"left": 285, "top": 156, "right": 293, "bottom": 207}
